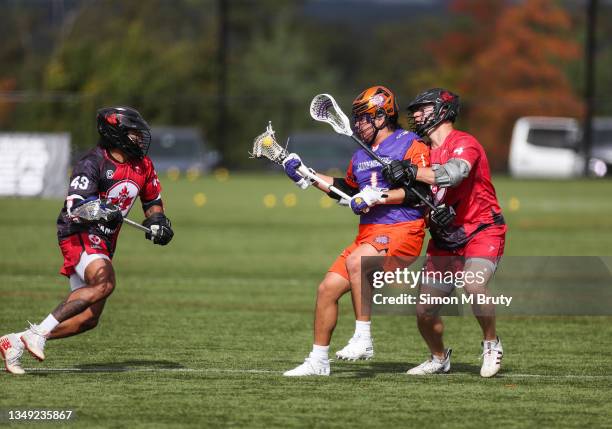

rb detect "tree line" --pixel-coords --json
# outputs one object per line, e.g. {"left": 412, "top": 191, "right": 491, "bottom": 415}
{"left": 1, "top": 0, "right": 606, "bottom": 170}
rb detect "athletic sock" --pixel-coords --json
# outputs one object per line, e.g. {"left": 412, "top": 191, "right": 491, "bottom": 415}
{"left": 38, "top": 314, "right": 60, "bottom": 334}
{"left": 483, "top": 337, "right": 499, "bottom": 349}
{"left": 354, "top": 320, "right": 371, "bottom": 339}
{"left": 310, "top": 344, "right": 329, "bottom": 361}
{"left": 432, "top": 353, "right": 447, "bottom": 363}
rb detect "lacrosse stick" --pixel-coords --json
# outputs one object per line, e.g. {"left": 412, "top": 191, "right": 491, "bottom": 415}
{"left": 71, "top": 198, "right": 151, "bottom": 233}
{"left": 249, "top": 121, "right": 353, "bottom": 201}
{"left": 309, "top": 94, "right": 436, "bottom": 211}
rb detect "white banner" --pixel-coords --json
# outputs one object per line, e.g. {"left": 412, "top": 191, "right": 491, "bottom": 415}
{"left": 0, "top": 133, "right": 70, "bottom": 198}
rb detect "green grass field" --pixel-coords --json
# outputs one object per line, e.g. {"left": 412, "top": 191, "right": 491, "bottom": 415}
{"left": 1, "top": 175, "right": 612, "bottom": 428}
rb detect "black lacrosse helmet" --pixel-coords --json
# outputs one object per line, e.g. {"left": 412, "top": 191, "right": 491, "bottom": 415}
{"left": 96, "top": 106, "right": 151, "bottom": 160}
{"left": 406, "top": 88, "right": 460, "bottom": 136}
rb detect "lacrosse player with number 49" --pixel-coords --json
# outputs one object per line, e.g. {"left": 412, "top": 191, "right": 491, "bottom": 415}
{"left": 0, "top": 106, "right": 174, "bottom": 375}
{"left": 282, "top": 86, "right": 431, "bottom": 377}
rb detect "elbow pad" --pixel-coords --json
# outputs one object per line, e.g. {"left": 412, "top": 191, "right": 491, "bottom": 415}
{"left": 328, "top": 178, "right": 359, "bottom": 201}
{"left": 432, "top": 158, "right": 470, "bottom": 188}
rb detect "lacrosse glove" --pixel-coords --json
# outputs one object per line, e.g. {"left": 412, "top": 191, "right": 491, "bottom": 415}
{"left": 282, "top": 153, "right": 313, "bottom": 190}
{"left": 349, "top": 187, "right": 388, "bottom": 215}
{"left": 99, "top": 200, "right": 123, "bottom": 230}
{"left": 143, "top": 212, "right": 174, "bottom": 245}
{"left": 67, "top": 195, "right": 97, "bottom": 222}
{"left": 382, "top": 160, "right": 418, "bottom": 187}
{"left": 430, "top": 204, "right": 456, "bottom": 229}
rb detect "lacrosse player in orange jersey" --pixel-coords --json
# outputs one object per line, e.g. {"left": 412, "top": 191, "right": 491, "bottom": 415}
{"left": 281, "top": 86, "right": 431, "bottom": 376}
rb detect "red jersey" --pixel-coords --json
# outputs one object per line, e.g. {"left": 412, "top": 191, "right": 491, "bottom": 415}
{"left": 57, "top": 145, "right": 163, "bottom": 254}
{"left": 429, "top": 130, "right": 505, "bottom": 250}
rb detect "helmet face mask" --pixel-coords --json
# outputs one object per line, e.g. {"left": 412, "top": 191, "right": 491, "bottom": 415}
{"left": 351, "top": 85, "right": 398, "bottom": 144}
{"left": 96, "top": 107, "right": 151, "bottom": 160}
{"left": 406, "top": 88, "right": 460, "bottom": 136}
{"left": 353, "top": 113, "right": 379, "bottom": 145}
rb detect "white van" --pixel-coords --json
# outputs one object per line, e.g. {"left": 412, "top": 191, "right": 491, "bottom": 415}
{"left": 508, "top": 116, "right": 584, "bottom": 178}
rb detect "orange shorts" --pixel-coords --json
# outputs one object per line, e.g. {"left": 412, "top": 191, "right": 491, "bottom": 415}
{"left": 328, "top": 219, "right": 425, "bottom": 280}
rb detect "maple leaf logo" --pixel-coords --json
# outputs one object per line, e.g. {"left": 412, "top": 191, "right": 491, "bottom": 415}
{"left": 441, "top": 91, "right": 454, "bottom": 102}
{"left": 110, "top": 185, "right": 134, "bottom": 211}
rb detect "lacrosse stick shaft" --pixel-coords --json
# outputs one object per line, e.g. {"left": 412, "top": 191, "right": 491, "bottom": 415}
{"left": 297, "top": 165, "right": 352, "bottom": 201}
{"left": 309, "top": 93, "right": 435, "bottom": 210}
{"left": 124, "top": 217, "right": 151, "bottom": 233}
{"left": 349, "top": 134, "right": 436, "bottom": 211}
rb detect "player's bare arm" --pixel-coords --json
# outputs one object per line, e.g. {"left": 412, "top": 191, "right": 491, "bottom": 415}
{"left": 145, "top": 204, "right": 164, "bottom": 217}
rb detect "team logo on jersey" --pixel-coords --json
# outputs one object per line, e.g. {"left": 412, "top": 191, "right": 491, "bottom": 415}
{"left": 106, "top": 170, "right": 114, "bottom": 179}
{"left": 375, "top": 235, "right": 390, "bottom": 245}
{"left": 88, "top": 234, "right": 102, "bottom": 249}
{"left": 355, "top": 157, "right": 393, "bottom": 173}
{"left": 453, "top": 147, "right": 464, "bottom": 155}
{"left": 106, "top": 180, "right": 140, "bottom": 216}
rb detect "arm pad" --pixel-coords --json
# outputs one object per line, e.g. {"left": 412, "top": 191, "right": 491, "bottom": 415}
{"left": 432, "top": 158, "right": 471, "bottom": 188}
{"left": 328, "top": 178, "right": 359, "bottom": 201}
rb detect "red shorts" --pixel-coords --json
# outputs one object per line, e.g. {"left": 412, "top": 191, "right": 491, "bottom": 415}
{"left": 425, "top": 224, "right": 506, "bottom": 273}
{"left": 329, "top": 219, "right": 425, "bottom": 280}
{"left": 59, "top": 232, "right": 113, "bottom": 278}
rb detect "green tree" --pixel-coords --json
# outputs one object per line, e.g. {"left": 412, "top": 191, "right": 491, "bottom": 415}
{"left": 228, "top": 9, "right": 338, "bottom": 166}
{"left": 11, "top": 0, "right": 218, "bottom": 151}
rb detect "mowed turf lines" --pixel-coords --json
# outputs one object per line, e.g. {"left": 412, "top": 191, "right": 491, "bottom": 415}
{"left": 0, "top": 175, "right": 611, "bottom": 428}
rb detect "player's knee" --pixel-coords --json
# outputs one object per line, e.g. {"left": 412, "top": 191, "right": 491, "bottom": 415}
{"left": 88, "top": 281, "right": 115, "bottom": 301}
{"left": 317, "top": 281, "right": 339, "bottom": 302}
{"left": 416, "top": 304, "right": 438, "bottom": 320}
{"left": 345, "top": 253, "right": 362, "bottom": 277}
{"left": 100, "top": 281, "right": 115, "bottom": 298}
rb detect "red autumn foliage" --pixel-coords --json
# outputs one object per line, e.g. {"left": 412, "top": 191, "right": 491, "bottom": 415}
{"left": 0, "top": 78, "right": 17, "bottom": 126}
{"left": 429, "top": 0, "right": 583, "bottom": 170}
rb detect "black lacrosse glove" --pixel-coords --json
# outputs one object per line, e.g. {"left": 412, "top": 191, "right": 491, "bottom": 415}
{"left": 142, "top": 212, "right": 174, "bottom": 246}
{"left": 430, "top": 205, "right": 456, "bottom": 229}
{"left": 382, "top": 160, "right": 418, "bottom": 187}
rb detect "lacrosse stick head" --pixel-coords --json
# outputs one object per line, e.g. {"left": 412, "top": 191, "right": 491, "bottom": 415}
{"left": 249, "top": 121, "right": 289, "bottom": 165}
{"left": 71, "top": 198, "right": 119, "bottom": 222}
{"left": 309, "top": 94, "right": 353, "bottom": 137}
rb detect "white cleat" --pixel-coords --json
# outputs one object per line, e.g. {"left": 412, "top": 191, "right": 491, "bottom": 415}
{"left": 20, "top": 323, "right": 48, "bottom": 362}
{"left": 480, "top": 337, "right": 503, "bottom": 378}
{"left": 407, "top": 348, "right": 452, "bottom": 375}
{"left": 335, "top": 334, "right": 374, "bottom": 361}
{"left": 283, "top": 355, "right": 330, "bottom": 377}
{"left": 0, "top": 334, "right": 25, "bottom": 375}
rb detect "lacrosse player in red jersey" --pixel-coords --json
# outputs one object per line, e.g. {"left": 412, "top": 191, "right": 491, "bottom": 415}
{"left": 0, "top": 107, "right": 174, "bottom": 375}
{"left": 382, "top": 88, "right": 507, "bottom": 377}
{"left": 282, "top": 86, "right": 431, "bottom": 376}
